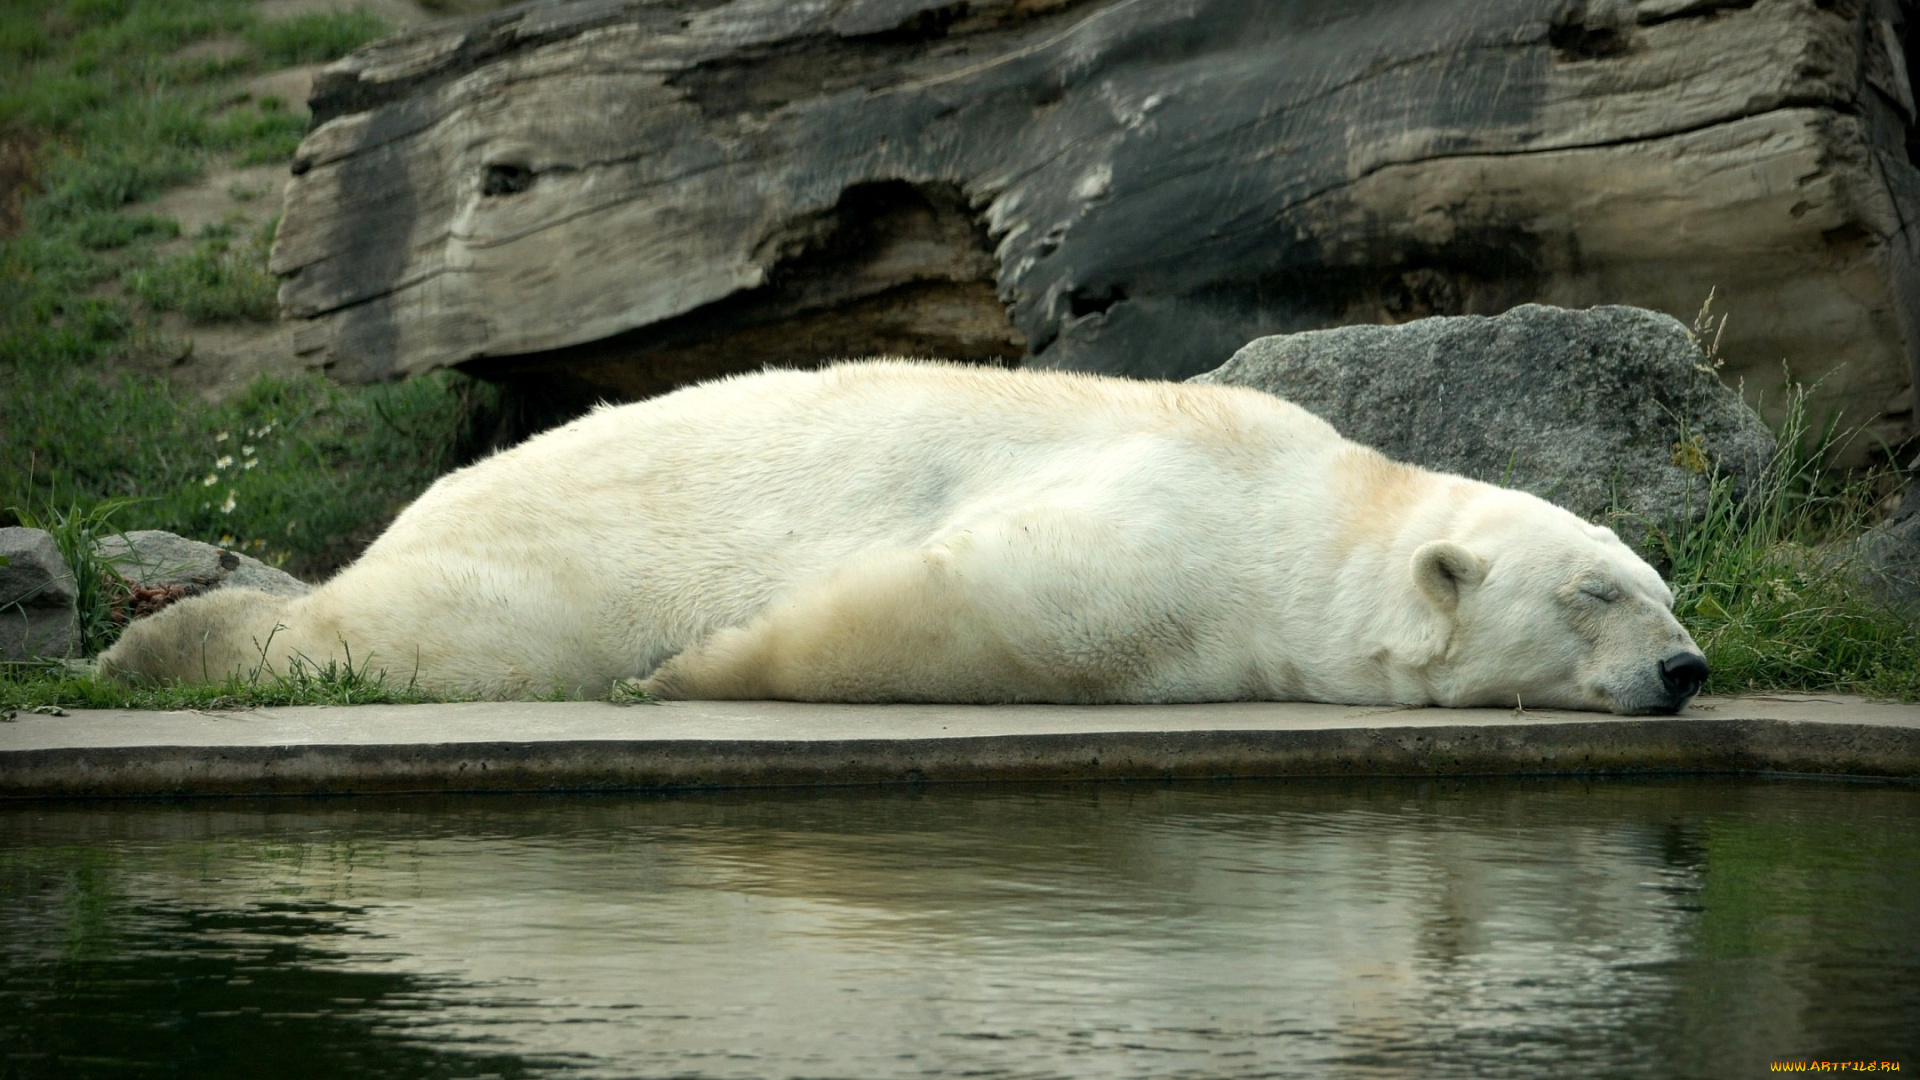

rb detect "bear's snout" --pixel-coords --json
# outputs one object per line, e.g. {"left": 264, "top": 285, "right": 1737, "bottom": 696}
{"left": 1653, "top": 651, "right": 1710, "bottom": 712}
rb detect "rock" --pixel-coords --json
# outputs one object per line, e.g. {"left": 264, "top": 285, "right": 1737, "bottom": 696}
{"left": 95, "top": 531, "right": 311, "bottom": 603}
{"left": 0, "top": 527, "right": 79, "bottom": 661}
{"left": 274, "top": 0, "right": 1919, "bottom": 461}
{"left": 1848, "top": 502, "right": 1920, "bottom": 619}
{"left": 1189, "top": 305, "right": 1776, "bottom": 540}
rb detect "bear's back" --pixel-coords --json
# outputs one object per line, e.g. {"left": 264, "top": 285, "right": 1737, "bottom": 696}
{"left": 339, "top": 361, "right": 1352, "bottom": 649}
{"left": 398, "top": 360, "right": 1343, "bottom": 541}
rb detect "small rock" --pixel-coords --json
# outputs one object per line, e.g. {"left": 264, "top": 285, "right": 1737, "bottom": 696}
{"left": 1191, "top": 304, "right": 1775, "bottom": 545}
{"left": 0, "top": 527, "right": 80, "bottom": 661}
{"left": 95, "top": 531, "right": 310, "bottom": 608}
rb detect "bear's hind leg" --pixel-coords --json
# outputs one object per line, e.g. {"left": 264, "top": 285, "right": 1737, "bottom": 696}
{"left": 640, "top": 542, "right": 1074, "bottom": 703}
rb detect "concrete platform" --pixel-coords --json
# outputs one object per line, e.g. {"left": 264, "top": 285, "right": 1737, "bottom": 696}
{"left": 3, "top": 694, "right": 1918, "bottom": 799}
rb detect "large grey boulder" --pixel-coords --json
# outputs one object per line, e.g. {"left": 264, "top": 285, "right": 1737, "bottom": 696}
{"left": 1190, "top": 305, "right": 1775, "bottom": 538}
{"left": 0, "top": 527, "right": 79, "bottom": 661}
{"left": 95, "top": 532, "right": 310, "bottom": 611}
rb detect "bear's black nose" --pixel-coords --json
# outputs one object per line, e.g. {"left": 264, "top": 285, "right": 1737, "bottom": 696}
{"left": 1659, "top": 652, "right": 1709, "bottom": 699}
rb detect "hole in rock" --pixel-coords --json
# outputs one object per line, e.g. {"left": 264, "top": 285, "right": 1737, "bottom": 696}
{"left": 1548, "top": 5, "right": 1634, "bottom": 61}
{"left": 1067, "top": 286, "right": 1126, "bottom": 318}
{"left": 850, "top": 2, "right": 972, "bottom": 43}
{"left": 482, "top": 163, "right": 535, "bottom": 196}
{"left": 460, "top": 179, "right": 1025, "bottom": 445}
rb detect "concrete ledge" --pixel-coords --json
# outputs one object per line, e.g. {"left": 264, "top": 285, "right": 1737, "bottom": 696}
{"left": 2, "top": 695, "right": 1916, "bottom": 799}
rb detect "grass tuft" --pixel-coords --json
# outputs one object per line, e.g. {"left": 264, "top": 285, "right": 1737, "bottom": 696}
{"left": 73, "top": 211, "right": 180, "bottom": 250}
{"left": 4, "top": 497, "right": 137, "bottom": 656}
{"left": 1628, "top": 386, "right": 1920, "bottom": 699}
{"left": 209, "top": 95, "right": 307, "bottom": 165}
{"left": 609, "top": 678, "right": 661, "bottom": 706}
{"left": 126, "top": 218, "right": 279, "bottom": 322}
{"left": 245, "top": 9, "right": 388, "bottom": 66}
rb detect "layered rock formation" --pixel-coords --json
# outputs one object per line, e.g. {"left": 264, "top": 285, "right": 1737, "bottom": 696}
{"left": 275, "top": 0, "right": 1919, "bottom": 460}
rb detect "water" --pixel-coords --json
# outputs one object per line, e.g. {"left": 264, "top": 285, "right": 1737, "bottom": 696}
{"left": 2, "top": 778, "right": 1915, "bottom": 1079}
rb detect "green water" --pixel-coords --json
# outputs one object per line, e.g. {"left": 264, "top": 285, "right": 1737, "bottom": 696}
{"left": 1, "top": 778, "right": 1915, "bottom": 1079}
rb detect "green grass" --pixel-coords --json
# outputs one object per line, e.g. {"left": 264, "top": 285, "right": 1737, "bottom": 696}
{"left": 125, "top": 218, "right": 279, "bottom": 321}
{"left": 1631, "top": 389, "right": 1920, "bottom": 700}
{"left": 2, "top": 654, "right": 449, "bottom": 712}
{"left": 6, "top": 499, "right": 143, "bottom": 656}
{"left": 210, "top": 95, "right": 309, "bottom": 165}
{"left": 0, "top": 659, "right": 663, "bottom": 712}
{"left": 3, "top": 0, "right": 500, "bottom": 582}
{"left": 3, "top": 367, "right": 495, "bottom": 581}
{"left": 0, "top": 0, "right": 394, "bottom": 370}
{"left": 244, "top": 8, "right": 388, "bottom": 65}
{"left": 73, "top": 212, "right": 178, "bottom": 251}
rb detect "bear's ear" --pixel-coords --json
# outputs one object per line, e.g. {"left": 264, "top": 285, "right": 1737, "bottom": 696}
{"left": 1411, "top": 540, "right": 1486, "bottom": 611}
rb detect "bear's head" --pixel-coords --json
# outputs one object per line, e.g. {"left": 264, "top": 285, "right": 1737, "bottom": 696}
{"left": 1411, "top": 489, "right": 1707, "bottom": 715}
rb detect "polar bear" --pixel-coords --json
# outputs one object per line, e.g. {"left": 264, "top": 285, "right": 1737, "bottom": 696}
{"left": 101, "top": 360, "right": 1708, "bottom": 713}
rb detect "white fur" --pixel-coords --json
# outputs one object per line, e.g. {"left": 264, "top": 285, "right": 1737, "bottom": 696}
{"left": 101, "top": 361, "right": 1703, "bottom": 712}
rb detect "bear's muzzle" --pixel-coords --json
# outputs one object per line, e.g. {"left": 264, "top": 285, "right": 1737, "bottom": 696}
{"left": 1650, "top": 651, "right": 1710, "bottom": 713}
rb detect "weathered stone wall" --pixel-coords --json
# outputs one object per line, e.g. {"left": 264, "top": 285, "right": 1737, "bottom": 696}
{"left": 276, "top": 0, "right": 1920, "bottom": 460}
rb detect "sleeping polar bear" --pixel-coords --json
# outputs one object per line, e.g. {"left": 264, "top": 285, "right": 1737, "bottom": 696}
{"left": 101, "top": 360, "right": 1708, "bottom": 714}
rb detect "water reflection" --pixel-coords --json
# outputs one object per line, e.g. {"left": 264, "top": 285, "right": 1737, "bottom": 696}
{"left": 2, "top": 778, "right": 1915, "bottom": 1079}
